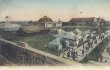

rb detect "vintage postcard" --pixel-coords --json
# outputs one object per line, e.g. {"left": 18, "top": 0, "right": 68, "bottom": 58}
{"left": 0, "top": 0, "right": 110, "bottom": 69}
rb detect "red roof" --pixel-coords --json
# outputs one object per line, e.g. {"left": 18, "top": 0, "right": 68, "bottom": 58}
{"left": 69, "top": 17, "right": 95, "bottom": 22}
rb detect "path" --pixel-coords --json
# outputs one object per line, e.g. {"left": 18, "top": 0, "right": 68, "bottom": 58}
{"left": 75, "top": 32, "right": 108, "bottom": 61}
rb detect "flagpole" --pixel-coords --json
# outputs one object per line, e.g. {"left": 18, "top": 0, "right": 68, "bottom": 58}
{"left": 80, "top": 11, "right": 82, "bottom": 26}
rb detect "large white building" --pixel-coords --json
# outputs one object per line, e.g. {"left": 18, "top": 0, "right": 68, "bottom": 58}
{"left": 0, "top": 22, "right": 20, "bottom": 31}
{"left": 0, "top": 16, "right": 21, "bottom": 32}
{"left": 45, "top": 21, "right": 62, "bottom": 27}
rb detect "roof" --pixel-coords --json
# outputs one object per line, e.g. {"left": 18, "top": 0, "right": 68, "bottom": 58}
{"left": 57, "top": 29, "right": 65, "bottom": 34}
{"left": 62, "top": 32, "right": 76, "bottom": 40}
{"left": 0, "top": 22, "right": 20, "bottom": 31}
{"left": 20, "top": 25, "right": 45, "bottom": 33}
{"left": 75, "top": 29, "right": 82, "bottom": 33}
{"left": 69, "top": 17, "right": 95, "bottom": 22}
{"left": 54, "top": 31, "right": 77, "bottom": 40}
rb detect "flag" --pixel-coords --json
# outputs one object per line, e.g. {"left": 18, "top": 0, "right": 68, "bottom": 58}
{"left": 5, "top": 16, "right": 9, "bottom": 19}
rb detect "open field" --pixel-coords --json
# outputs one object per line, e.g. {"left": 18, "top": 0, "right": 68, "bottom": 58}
{"left": 9, "top": 27, "right": 108, "bottom": 56}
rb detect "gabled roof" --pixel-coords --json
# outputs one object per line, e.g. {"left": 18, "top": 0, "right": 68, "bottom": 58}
{"left": 69, "top": 17, "right": 95, "bottom": 22}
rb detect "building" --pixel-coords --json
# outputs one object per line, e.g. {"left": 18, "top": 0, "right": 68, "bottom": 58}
{"left": 0, "top": 16, "right": 21, "bottom": 39}
{"left": 38, "top": 16, "right": 62, "bottom": 27}
{"left": 69, "top": 17, "right": 106, "bottom": 26}
{"left": 17, "top": 22, "right": 50, "bottom": 36}
{"left": 0, "top": 16, "right": 20, "bottom": 32}
{"left": 45, "top": 21, "right": 62, "bottom": 27}
{"left": 0, "top": 22, "right": 20, "bottom": 32}
{"left": 69, "top": 17, "right": 95, "bottom": 26}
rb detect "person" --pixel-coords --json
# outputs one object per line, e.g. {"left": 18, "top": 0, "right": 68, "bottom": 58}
{"left": 71, "top": 50, "right": 75, "bottom": 61}
{"left": 83, "top": 45, "right": 85, "bottom": 50}
{"left": 74, "top": 51, "right": 78, "bottom": 61}
{"left": 63, "top": 50, "right": 68, "bottom": 59}
{"left": 101, "top": 35, "right": 103, "bottom": 40}
{"left": 96, "top": 52, "right": 101, "bottom": 61}
{"left": 99, "top": 33, "right": 101, "bottom": 39}
{"left": 75, "top": 51, "right": 78, "bottom": 56}
{"left": 65, "top": 40, "right": 70, "bottom": 48}
{"left": 87, "top": 42, "right": 90, "bottom": 48}
{"left": 74, "top": 41, "right": 78, "bottom": 46}
{"left": 93, "top": 35, "right": 96, "bottom": 40}
{"left": 100, "top": 55, "right": 103, "bottom": 62}
{"left": 82, "top": 50, "right": 84, "bottom": 56}
{"left": 93, "top": 37, "right": 97, "bottom": 44}
{"left": 68, "top": 49, "right": 72, "bottom": 61}
{"left": 106, "top": 47, "right": 109, "bottom": 53}
{"left": 90, "top": 39, "right": 93, "bottom": 47}
{"left": 57, "top": 45, "right": 63, "bottom": 56}
{"left": 62, "top": 49, "right": 66, "bottom": 58}
{"left": 105, "top": 60, "right": 107, "bottom": 63}
{"left": 85, "top": 43, "right": 88, "bottom": 51}
{"left": 87, "top": 36, "right": 90, "bottom": 41}
{"left": 86, "top": 46, "right": 89, "bottom": 52}
{"left": 75, "top": 55, "right": 78, "bottom": 62}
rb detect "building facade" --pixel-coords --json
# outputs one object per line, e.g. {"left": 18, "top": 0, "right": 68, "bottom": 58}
{"left": 45, "top": 21, "right": 62, "bottom": 27}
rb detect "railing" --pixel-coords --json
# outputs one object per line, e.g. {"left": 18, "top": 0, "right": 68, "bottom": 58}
{"left": 0, "top": 38, "right": 77, "bottom": 65}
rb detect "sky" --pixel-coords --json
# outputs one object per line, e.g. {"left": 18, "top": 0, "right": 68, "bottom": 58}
{"left": 0, "top": 0, "right": 110, "bottom": 21}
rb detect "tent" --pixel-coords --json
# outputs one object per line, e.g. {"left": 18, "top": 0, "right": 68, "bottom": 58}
{"left": 49, "top": 37, "right": 61, "bottom": 45}
{"left": 57, "top": 28, "right": 65, "bottom": 34}
{"left": 54, "top": 29, "right": 65, "bottom": 37}
{"left": 62, "top": 32, "right": 77, "bottom": 40}
{"left": 49, "top": 32, "right": 77, "bottom": 50}
{"left": 48, "top": 37, "right": 62, "bottom": 51}
{"left": 75, "top": 29, "right": 82, "bottom": 35}
{"left": 76, "top": 35, "right": 83, "bottom": 39}
{"left": 54, "top": 32, "right": 65, "bottom": 37}
{"left": 55, "top": 31, "right": 77, "bottom": 40}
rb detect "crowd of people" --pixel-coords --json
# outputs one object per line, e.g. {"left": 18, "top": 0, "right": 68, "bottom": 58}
{"left": 59, "top": 31, "right": 106, "bottom": 61}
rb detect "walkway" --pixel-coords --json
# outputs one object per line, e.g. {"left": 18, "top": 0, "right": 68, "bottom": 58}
{"left": 75, "top": 32, "right": 108, "bottom": 61}
{"left": 101, "top": 29, "right": 110, "bottom": 64}
{"left": 81, "top": 29, "right": 110, "bottom": 65}
{"left": 62, "top": 26, "right": 110, "bottom": 29}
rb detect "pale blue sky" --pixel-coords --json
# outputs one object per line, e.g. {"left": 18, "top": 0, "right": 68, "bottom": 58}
{"left": 0, "top": 0, "right": 110, "bottom": 21}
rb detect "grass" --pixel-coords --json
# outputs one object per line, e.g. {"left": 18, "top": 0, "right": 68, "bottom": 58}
{"left": 61, "top": 26, "right": 87, "bottom": 32}
{"left": 8, "top": 27, "right": 108, "bottom": 56}
{"left": 9, "top": 26, "right": 88, "bottom": 55}
{"left": 10, "top": 34, "right": 60, "bottom": 55}
{"left": 93, "top": 28, "right": 108, "bottom": 34}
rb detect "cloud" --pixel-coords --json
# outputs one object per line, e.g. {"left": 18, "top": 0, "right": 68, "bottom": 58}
{"left": 0, "top": 0, "right": 14, "bottom": 13}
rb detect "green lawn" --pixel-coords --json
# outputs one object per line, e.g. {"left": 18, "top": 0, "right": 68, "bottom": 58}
{"left": 61, "top": 26, "right": 87, "bottom": 32}
{"left": 9, "top": 27, "right": 108, "bottom": 56}
{"left": 10, "top": 27, "right": 88, "bottom": 55}
{"left": 10, "top": 34, "right": 61, "bottom": 55}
